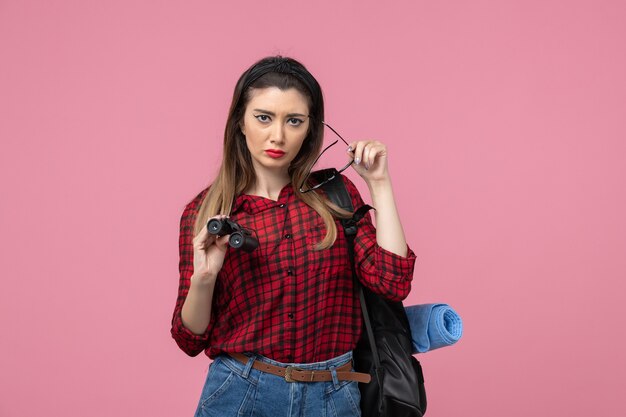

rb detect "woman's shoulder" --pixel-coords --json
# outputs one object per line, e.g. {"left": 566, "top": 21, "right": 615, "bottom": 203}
{"left": 187, "top": 186, "right": 210, "bottom": 208}
{"left": 180, "top": 186, "right": 210, "bottom": 223}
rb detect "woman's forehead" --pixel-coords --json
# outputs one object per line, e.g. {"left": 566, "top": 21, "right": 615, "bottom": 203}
{"left": 246, "top": 87, "right": 310, "bottom": 113}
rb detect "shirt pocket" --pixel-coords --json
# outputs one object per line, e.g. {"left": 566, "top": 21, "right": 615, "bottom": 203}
{"left": 302, "top": 218, "right": 329, "bottom": 270}
{"left": 302, "top": 219, "right": 351, "bottom": 277}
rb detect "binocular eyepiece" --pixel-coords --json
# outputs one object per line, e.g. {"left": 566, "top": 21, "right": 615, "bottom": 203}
{"left": 207, "top": 218, "right": 259, "bottom": 253}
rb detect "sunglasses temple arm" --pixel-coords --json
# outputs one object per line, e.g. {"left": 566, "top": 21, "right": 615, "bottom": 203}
{"left": 323, "top": 122, "right": 350, "bottom": 147}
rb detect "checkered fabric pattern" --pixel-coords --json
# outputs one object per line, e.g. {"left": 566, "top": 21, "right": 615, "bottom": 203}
{"left": 171, "top": 174, "right": 416, "bottom": 363}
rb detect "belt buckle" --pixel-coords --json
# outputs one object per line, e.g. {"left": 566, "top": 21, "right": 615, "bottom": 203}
{"left": 284, "top": 365, "right": 301, "bottom": 383}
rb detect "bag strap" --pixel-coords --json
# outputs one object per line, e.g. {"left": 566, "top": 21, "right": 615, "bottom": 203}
{"left": 315, "top": 169, "right": 380, "bottom": 369}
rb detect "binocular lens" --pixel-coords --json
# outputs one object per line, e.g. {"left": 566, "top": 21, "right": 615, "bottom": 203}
{"left": 207, "top": 218, "right": 232, "bottom": 236}
{"left": 229, "top": 232, "right": 259, "bottom": 252}
{"left": 229, "top": 233, "right": 243, "bottom": 248}
{"left": 208, "top": 219, "right": 220, "bottom": 233}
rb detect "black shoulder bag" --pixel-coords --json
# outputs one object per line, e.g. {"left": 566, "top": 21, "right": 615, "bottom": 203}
{"left": 318, "top": 169, "right": 427, "bottom": 417}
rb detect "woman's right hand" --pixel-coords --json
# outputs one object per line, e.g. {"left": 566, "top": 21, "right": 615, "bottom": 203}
{"left": 191, "top": 215, "right": 231, "bottom": 286}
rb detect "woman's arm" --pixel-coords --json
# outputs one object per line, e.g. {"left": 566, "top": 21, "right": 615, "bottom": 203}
{"left": 347, "top": 140, "right": 408, "bottom": 257}
{"left": 336, "top": 140, "right": 416, "bottom": 302}
{"left": 180, "top": 274, "right": 217, "bottom": 334}
{"left": 180, "top": 220, "right": 229, "bottom": 334}
{"left": 367, "top": 178, "right": 407, "bottom": 257}
{"left": 170, "top": 194, "right": 229, "bottom": 356}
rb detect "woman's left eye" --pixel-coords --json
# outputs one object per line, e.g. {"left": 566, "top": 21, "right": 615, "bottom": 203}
{"left": 287, "top": 118, "right": 304, "bottom": 126}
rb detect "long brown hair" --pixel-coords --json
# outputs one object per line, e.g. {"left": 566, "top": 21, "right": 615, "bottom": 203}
{"left": 192, "top": 56, "right": 349, "bottom": 249}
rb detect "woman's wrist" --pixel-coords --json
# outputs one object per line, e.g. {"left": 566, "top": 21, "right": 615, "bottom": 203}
{"left": 366, "top": 176, "right": 393, "bottom": 199}
{"left": 190, "top": 273, "right": 218, "bottom": 290}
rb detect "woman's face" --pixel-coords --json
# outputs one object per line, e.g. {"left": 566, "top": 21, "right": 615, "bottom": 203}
{"left": 240, "top": 87, "right": 310, "bottom": 180}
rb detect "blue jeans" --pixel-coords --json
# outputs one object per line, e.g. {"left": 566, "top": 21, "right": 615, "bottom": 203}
{"left": 194, "top": 351, "right": 362, "bottom": 417}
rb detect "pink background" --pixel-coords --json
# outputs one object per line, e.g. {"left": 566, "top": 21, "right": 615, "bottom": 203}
{"left": 1, "top": 0, "right": 625, "bottom": 416}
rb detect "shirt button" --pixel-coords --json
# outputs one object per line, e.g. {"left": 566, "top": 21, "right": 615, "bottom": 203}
{"left": 279, "top": 203, "right": 285, "bottom": 208}
{"left": 288, "top": 313, "right": 294, "bottom": 319}
{"left": 285, "top": 233, "right": 292, "bottom": 239}
{"left": 286, "top": 269, "right": 293, "bottom": 276}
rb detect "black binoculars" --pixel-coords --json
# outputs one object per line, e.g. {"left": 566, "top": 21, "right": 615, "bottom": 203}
{"left": 207, "top": 218, "right": 259, "bottom": 252}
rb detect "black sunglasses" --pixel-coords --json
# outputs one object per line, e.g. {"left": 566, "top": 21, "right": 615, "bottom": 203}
{"left": 299, "top": 122, "right": 354, "bottom": 193}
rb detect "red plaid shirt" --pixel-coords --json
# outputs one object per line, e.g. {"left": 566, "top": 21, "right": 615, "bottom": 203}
{"left": 171, "top": 175, "right": 416, "bottom": 363}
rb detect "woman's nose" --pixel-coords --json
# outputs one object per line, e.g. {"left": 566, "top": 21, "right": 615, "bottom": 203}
{"left": 270, "top": 124, "right": 285, "bottom": 143}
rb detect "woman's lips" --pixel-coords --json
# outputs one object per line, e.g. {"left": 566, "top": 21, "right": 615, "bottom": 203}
{"left": 265, "top": 149, "right": 286, "bottom": 158}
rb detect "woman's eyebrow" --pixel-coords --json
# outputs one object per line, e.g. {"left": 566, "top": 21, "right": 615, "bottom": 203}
{"left": 252, "top": 109, "right": 308, "bottom": 118}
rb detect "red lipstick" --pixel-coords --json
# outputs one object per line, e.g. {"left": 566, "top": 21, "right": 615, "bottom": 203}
{"left": 265, "top": 149, "right": 286, "bottom": 158}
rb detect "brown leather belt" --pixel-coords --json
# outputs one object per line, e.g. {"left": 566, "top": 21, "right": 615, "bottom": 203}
{"left": 229, "top": 353, "right": 371, "bottom": 384}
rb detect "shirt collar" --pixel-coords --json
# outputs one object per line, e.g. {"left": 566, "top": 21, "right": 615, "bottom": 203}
{"left": 232, "top": 183, "right": 294, "bottom": 215}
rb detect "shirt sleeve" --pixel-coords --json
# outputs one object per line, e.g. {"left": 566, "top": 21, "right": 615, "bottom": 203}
{"left": 341, "top": 175, "right": 416, "bottom": 302}
{"left": 170, "top": 190, "right": 212, "bottom": 357}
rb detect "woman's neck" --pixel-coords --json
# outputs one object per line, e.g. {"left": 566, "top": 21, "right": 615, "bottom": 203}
{"left": 246, "top": 170, "right": 291, "bottom": 201}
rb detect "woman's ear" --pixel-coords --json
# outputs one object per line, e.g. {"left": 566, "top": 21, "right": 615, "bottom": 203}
{"left": 239, "top": 121, "right": 246, "bottom": 136}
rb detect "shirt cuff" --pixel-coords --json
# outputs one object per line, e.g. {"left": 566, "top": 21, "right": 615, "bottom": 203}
{"left": 172, "top": 314, "right": 211, "bottom": 344}
{"left": 375, "top": 244, "right": 416, "bottom": 283}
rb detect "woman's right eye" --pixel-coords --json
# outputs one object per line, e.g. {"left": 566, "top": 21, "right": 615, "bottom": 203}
{"left": 255, "top": 114, "right": 271, "bottom": 123}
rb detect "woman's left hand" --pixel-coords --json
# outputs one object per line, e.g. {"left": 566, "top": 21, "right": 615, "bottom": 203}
{"left": 347, "top": 140, "right": 390, "bottom": 183}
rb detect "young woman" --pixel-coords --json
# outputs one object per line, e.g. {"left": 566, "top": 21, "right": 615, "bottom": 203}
{"left": 171, "top": 56, "right": 416, "bottom": 417}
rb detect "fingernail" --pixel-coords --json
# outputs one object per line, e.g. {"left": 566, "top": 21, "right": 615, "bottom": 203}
{"left": 354, "top": 157, "right": 361, "bottom": 165}
{"left": 365, "top": 163, "right": 370, "bottom": 170}
{"left": 347, "top": 146, "right": 353, "bottom": 152}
